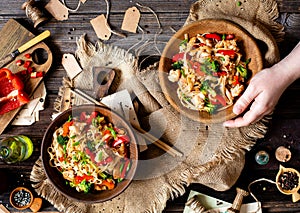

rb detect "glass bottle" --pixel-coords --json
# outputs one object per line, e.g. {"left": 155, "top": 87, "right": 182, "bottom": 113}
{"left": 0, "top": 135, "right": 33, "bottom": 164}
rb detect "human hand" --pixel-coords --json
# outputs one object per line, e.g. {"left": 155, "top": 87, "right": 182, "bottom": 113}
{"left": 223, "top": 65, "right": 291, "bottom": 128}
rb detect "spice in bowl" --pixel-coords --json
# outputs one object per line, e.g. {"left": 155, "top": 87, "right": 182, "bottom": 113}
{"left": 278, "top": 171, "right": 299, "bottom": 191}
{"left": 9, "top": 187, "right": 33, "bottom": 210}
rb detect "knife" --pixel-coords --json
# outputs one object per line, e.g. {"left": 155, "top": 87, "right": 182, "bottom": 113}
{"left": 0, "top": 30, "right": 51, "bottom": 68}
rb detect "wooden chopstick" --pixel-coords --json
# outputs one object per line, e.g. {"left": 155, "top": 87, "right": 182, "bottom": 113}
{"left": 72, "top": 88, "right": 183, "bottom": 157}
{"left": 130, "top": 123, "right": 183, "bottom": 157}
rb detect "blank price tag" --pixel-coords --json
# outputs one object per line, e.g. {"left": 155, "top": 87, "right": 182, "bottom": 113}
{"left": 62, "top": 53, "right": 82, "bottom": 79}
{"left": 121, "top": 6, "right": 140, "bottom": 33}
{"left": 90, "top": 15, "right": 112, "bottom": 40}
{"left": 45, "top": 0, "right": 69, "bottom": 21}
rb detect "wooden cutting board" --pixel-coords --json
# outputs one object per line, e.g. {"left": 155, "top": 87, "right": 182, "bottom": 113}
{"left": 0, "top": 19, "right": 53, "bottom": 134}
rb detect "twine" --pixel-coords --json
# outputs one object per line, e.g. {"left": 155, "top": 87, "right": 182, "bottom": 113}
{"left": 22, "top": 0, "right": 48, "bottom": 28}
{"left": 247, "top": 178, "right": 277, "bottom": 213}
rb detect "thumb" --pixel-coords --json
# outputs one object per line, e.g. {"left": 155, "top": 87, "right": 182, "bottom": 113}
{"left": 233, "top": 86, "right": 258, "bottom": 115}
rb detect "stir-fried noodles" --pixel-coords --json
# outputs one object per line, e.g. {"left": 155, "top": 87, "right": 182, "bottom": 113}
{"left": 168, "top": 33, "right": 251, "bottom": 113}
{"left": 48, "top": 111, "right": 132, "bottom": 193}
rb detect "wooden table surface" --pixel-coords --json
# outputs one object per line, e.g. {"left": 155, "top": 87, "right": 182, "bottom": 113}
{"left": 0, "top": 0, "right": 300, "bottom": 212}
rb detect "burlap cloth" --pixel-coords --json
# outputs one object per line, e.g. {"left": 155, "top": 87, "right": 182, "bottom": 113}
{"left": 30, "top": 0, "right": 284, "bottom": 212}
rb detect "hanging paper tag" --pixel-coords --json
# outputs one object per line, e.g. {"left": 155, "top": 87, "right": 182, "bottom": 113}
{"left": 62, "top": 53, "right": 82, "bottom": 79}
{"left": 90, "top": 15, "right": 112, "bottom": 40}
{"left": 80, "top": 0, "right": 87, "bottom": 3}
{"left": 45, "top": 0, "right": 69, "bottom": 21}
{"left": 121, "top": 6, "right": 140, "bottom": 33}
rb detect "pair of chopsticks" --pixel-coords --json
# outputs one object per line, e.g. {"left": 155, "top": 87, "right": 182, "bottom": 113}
{"left": 71, "top": 88, "right": 183, "bottom": 158}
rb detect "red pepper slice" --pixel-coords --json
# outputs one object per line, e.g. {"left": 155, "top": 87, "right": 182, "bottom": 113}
{"left": 74, "top": 175, "right": 94, "bottom": 184}
{"left": 0, "top": 68, "right": 30, "bottom": 115}
{"left": 112, "top": 135, "right": 130, "bottom": 147}
{"left": 97, "top": 156, "right": 114, "bottom": 166}
{"left": 217, "top": 50, "right": 235, "bottom": 57}
{"left": 120, "top": 159, "right": 131, "bottom": 179}
{"left": 232, "top": 75, "right": 240, "bottom": 86}
{"left": 86, "top": 111, "right": 99, "bottom": 124}
{"left": 191, "top": 61, "right": 205, "bottom": 77}
{"left": 225, "top": 34, "right": 235, "bottom": 40}
{"left": 85, "top": 147, "right": 96, "bottom": 162}
{"left": 80, "top": 111, "right": 87, "bottom": 121}
{"left": 204, "top": 33, "right": 221, "bottom": 41}
{"left": 215, "top": 94, "right": 227, "bottom": 106}
{"left": 172, "top": 52, "right": 185, "bottom": 62}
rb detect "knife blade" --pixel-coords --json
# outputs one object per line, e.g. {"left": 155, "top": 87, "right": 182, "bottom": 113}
{"left": 0, "top": 30, "right": 51, "bottom": 68}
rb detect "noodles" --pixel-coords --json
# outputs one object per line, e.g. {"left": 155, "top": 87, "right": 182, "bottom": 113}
{"left": 48, "top": 111, "right": 132, "bottom": 193}
{"left": 168, "top": 32, "right": 251, "bottom": 113}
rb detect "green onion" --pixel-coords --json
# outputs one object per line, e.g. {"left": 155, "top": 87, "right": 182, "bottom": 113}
{"left": 72, "top": 141, "right": 80, "bottom": 146}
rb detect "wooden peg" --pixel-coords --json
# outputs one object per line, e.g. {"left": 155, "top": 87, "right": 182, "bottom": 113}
{"left": 227, "top": 188, "right": 249, "bottom": 213}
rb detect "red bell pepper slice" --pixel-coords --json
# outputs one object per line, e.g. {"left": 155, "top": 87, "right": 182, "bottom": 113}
{"left": 85, "top": 147, "right": 96, "bottom": 162}
{"left": 215, "top": 94, "right": 227, "bottom": 106}
{"left": 112, "top": 135, "right": 130, "bottom": 147}
{"left": 86, "top": 111, "right": 99, "bottom": 124}
{"left": 172, "top": 52, "right": 184, "bottom": 62}
{"left": 191, "top": 61, "right": 205, "bottom": 76}
{"left": 232, "top": 75, "right": 240, "bottom": 86}
{"left": 120, "top": 159, "right": 131, "bottom": 179}
{"left": 74, "top": 174, "right": 94, "bottom": 184}
{"left": 0, "top": 68, "right": 30, "bottom": 115}
{"left": 97, "top": 156, "right": 114, "bottom": 166}
{"left": 204, "top": 33, "right": 221, "bottom": 41}
{"left": 217, "top": 50, "right": 235, "bottom": 57}
{"left": 225, "top": 34, "right": 235, "bottom": 40}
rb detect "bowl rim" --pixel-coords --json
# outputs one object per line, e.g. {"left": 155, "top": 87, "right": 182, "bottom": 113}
{"left": 158, "top": 18, "right": 263, "bottom": 123}
{"left": 9, "top": 186, "right": 34, "bottom": 210}
{"left": 41, "top": 104, "right": 139, "bottom": 203}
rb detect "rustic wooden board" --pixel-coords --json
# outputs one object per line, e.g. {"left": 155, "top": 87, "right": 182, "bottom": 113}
{"left": 0, "top": 19, "right": 52, "bottom": 135}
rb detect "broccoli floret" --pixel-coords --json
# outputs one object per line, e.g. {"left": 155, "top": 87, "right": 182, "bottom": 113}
{"left": 79, "top": 179, "right": 92, "bottom": 193}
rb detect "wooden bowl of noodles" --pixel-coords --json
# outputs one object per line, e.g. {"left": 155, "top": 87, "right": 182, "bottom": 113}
{"left": 41, "top": 105, "right": 138, "bottom": 203}
{"left": 159, "top": 19, "right": 263, "bottom": 123}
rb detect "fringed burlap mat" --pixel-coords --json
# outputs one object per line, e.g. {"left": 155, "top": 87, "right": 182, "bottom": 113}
{"left": 30, "top": 0, "right": 283, "bottom": 212}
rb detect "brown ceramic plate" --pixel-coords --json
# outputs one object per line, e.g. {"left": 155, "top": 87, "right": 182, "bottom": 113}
{"left": 159, "top": 19, "right": 263, "bottom": 123}
{"left": 41, "top": 105, "right": 138, "bottom": 203}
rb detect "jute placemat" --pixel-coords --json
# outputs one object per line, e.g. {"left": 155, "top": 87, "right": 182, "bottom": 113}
{"left": 30, "top": 0, "right": 284, "bottom": 212}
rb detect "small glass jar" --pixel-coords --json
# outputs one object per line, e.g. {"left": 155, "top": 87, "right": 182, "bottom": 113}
{"left": 0, "top": 135, "right": 33, "bottom": 164}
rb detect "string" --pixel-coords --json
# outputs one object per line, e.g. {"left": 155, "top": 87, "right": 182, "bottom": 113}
{"left": 136, "top": 2, "right": 162, "bottom": 55}
{"left": 103, "top": 0, "right": 126, "bottom": 38}
{"left": 61, "top": 0, "right": 81, "bottom": 12}
{"left": 61, "top": 0, "right": 125, "bottom": 38}
{"left": 247, "top": 178, "right": 276, "bottom": 213}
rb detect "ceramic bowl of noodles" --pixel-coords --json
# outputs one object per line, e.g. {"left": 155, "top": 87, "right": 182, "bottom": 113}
{"left": 159, "top": 19, "right": 263, "bottom": 123}
{"left": 41, "top": 104, "right": 138, "bottom": 203}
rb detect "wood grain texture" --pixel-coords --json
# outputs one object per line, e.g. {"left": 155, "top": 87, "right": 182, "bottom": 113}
{"left": 0, "top": 0, "right": 299, "bottom": 212}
